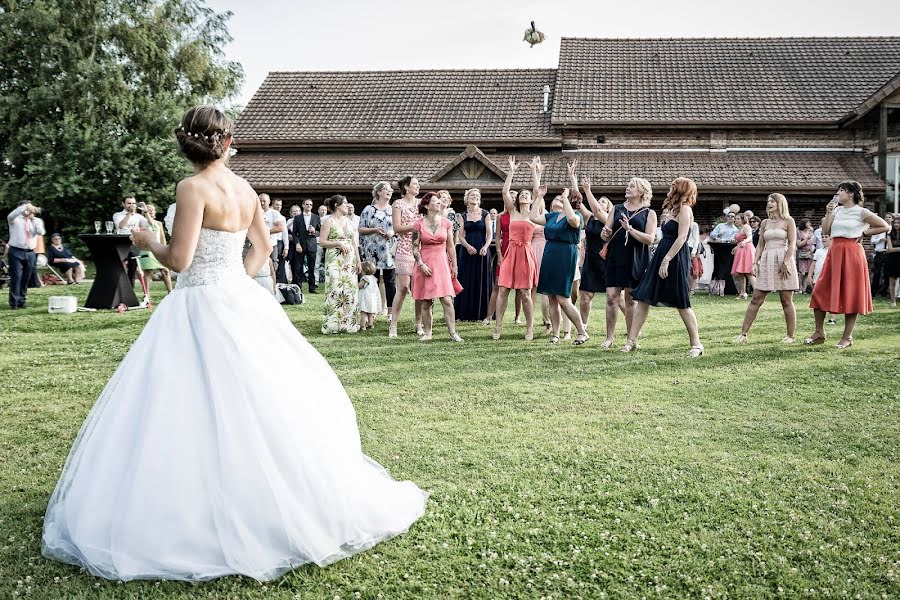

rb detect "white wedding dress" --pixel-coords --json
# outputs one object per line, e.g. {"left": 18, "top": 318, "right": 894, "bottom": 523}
{"left": 42, "top": 228, "right": 428, "bottom": 581}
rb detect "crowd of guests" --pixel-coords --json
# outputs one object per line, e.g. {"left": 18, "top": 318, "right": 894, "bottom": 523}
{"left": 5, "top": 172, "right": 898, "bottom": 350}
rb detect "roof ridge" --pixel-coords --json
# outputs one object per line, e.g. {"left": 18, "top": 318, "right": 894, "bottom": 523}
{"left": 560, "top": 35, "right": 900, "bottom": 42}
{"left": 264, "top": 68, "right": 558, "bottom": 76}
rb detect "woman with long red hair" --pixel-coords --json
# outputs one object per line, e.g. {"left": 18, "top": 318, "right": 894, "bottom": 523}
{"left": 805, "top": 181, "right": 889, "bottom": 348}
{"left": 628, "top": 177, "right": 703, "bottom": 358}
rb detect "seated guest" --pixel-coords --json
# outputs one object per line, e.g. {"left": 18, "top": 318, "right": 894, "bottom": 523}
{"left": 46, "top": 233, "right": 85, "bottom": 284}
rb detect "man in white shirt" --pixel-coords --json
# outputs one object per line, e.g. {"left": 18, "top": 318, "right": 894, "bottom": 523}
{"left": 347, "top": 202, "right": 360, "bottom": 230}
{"left": 708, "top": 212, "right": 739, "bottom": 242}
{"left": 6, "top": 201, "right": 45, "bottom": 308}
{"left": 112, "top": 196, "right": 150, "bottom": 286}
{"left": 259, "top": 194, "right": 285, "bottom": 268}
{"left": 271, "top": 198, "right": 289, "bottom": 284}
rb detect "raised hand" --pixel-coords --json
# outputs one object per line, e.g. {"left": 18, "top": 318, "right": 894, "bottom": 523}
{"left": 534, "top": 156, "right": 544, "bottom": 175}
{"left": 566, "top": 159, "right": 578, "bottom": 179}
{"left": 561, "top": 188, "right": 570, "bottom": 199}
{"left": 507, "top": 155, "right": 519, "bottom": 172}
{"left": 580, "top": 174, "right": 592, "bottom": 193}
{"left": 536, "top": 184, "right": 548, "bottom": 198}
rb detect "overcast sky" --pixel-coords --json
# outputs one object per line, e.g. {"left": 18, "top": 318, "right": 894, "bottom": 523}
{"left": 206, "top": 0, "right": 900, "bottom": 106}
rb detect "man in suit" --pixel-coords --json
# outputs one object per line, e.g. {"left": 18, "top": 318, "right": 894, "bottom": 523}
{"left": 291, "top": 198, "right": 320, "bottom": 293}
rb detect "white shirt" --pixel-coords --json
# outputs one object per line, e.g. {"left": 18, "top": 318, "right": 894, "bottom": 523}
{"left": 113, "top": 210, "right": 149, "bottom": 234}
{"left": 279, "top": 214, "right": 289, "bottom": 246}
{"left": 263, "top": 208, "right": 281, "bottom": 248}
{"left": 830, "top": 206, "right": 867, "bottom": 239}
{"left": 303, "top": 213, "right": 312, "bottom": 230}
{"left": 872, "top": 232, "right": 887, "bottom": 252}
{"left": 812, "top": 227, "right": 824, "bottom": 252}
{"left": 164, "top": 204, "right": 177, "bottom": 235}
{"left": 349, "top": 215, "right": 360, "bottom": 229}
{"left": 687, "top": 221, "right": 700, "bottom": 252}
{"left": 812, "top": 248, "right": 828, "bottom": 284}
{"left": 7, "top": 204, "right": 46, "bottom": 250}
{"left": 709, "top": 222, "right": 738, "bottom": 242}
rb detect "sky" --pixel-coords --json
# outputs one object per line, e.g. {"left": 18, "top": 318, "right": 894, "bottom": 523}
{"left": 206, "top": 0, "right": 900, "bottom": 106}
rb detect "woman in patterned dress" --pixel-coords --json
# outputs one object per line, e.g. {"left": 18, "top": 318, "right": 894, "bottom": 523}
{"left": 320, "top": 195, "right": 361, "bottom": 334}
{"left": 359, "top": 181, "right": 395, "bottom": 317}
{"left": 137, "top": 203, "right": 174, "bottom": 294}
{"left": 389, "top": 176, "right": 423, "bottom": 337}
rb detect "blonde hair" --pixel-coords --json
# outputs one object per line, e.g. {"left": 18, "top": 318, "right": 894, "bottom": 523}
{"left": 361, "top": 260, "right": 377, "bottom": 276}
{"left": 629, "top": 177, "right": 653, "bottom": 206}
{"left": 767, "top": 193, "right": 791, "bottom": 220}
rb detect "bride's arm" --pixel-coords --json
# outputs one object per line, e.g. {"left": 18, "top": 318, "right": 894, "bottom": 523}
{"left": 132, "top": 179, "right": 204, "bottom": 272}
{"left": 243, "top": 202, "right": 271, "bottom": 277}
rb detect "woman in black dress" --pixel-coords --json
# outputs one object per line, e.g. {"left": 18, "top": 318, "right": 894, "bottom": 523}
{"left": 454, "top": 190, "right": 493, "bottom": 320}
{"left": 601, "top": 177, "right": 657, "bottom": 351}
{"left": 575, "top": 174, "right": 613, "bottom": 331}
{"left": 629, "top": 177, "right": 703, "bottom": 358}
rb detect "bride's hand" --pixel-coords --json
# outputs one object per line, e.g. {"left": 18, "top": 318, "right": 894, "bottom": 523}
{"left": 130, "top": 228, "right": 155, "bottom": 250}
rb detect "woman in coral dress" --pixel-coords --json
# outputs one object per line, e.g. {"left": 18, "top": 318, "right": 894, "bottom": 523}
{"left": 411, "top": 192, "right": 463, "bottom": 342}
{"left": 730, "top": 213, "right": 756, "bottom": 299}
{"left": 494, "top": 156, "right": 538, "bottom": 340}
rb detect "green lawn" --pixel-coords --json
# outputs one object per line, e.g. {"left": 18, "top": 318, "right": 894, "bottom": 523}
{"left": 1, "top": 283, "right": 899, "bottom": 599}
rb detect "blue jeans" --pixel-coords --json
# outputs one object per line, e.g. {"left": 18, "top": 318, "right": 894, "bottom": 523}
{"left": 8, "top": 246, "right": 36, "bottom": 308}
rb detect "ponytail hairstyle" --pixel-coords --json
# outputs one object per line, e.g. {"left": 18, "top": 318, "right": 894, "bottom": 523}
{"left": 175, "top": 106, "right": 232, "bottom": 167}
{"left": 326, "top": 194, "right": 348, "bottom": 213}
{"left": 662, "top": 177, "right": 697, "bottom": 212}
{"left": 837, "top": 180, "right": 864, "bottom": 206}
{"left": 397, "top": 175, "right": 415, "bottom": 196}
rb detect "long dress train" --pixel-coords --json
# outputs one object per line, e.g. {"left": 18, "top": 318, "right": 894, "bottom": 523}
{"left": 42, "top": 227, "right": 427, "bottom": 582}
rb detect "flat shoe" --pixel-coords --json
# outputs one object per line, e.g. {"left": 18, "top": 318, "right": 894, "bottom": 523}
{"left": 782, "top": 336, "right": 795, "bottom": 344}
{"left": 688, "top": 344, "right": 704, "bottom": 358}
{"left": 621, "top": 340, "right": 637, "bottom": 353}
{"left": 835, "top": 338, "right": 853, "bottom": 349}
{"left": 600, "top": 340, "right": 614, "bottom": 350}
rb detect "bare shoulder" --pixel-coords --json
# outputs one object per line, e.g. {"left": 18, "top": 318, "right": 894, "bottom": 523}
{"left": 174, "top": 176, "right": 204, "bottom": 206}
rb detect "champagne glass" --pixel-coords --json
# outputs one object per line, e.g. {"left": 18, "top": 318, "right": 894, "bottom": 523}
{"left": 94, "top": 221, "right": 102, "bottom": 234}
{"left": 105, "top": 221, "right": 114, "bottom": 234}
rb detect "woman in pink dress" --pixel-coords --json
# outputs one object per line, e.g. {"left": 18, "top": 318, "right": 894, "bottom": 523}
{"left": 411, "top": 192, "right": 463, "bottom": 342}
{"left": 389, "top": 176, "right": 423, "bottom": 337}
{"left": 730, "top": 213, "right": 756, "bottom": 299}
{"left": 494, "top": 155, "right": 538, "bottom": 340}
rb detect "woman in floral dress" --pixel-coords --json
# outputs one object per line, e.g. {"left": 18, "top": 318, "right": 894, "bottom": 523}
{"left": 320, "top": 194, "right": 361, "bottom": 334}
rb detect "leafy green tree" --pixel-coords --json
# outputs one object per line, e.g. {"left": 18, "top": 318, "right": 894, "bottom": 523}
{"left": 0, "top": 0, "right": 242, "bottom": 240}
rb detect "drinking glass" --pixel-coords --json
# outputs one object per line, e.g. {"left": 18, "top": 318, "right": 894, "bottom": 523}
{"left": 94, "top": 221, "right": 102, "bottom": 234}
{"left": 105, "top": 221, "right": 114, "bottom": 234}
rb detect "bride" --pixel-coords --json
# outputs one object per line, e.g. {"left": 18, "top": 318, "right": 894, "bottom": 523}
{"left": 41, "top": 106, "right": 428, "bottom": 582}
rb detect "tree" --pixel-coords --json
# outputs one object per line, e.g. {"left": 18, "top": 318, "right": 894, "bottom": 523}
{"left": 0, "top": 0, "right": 243, "bottom": 239}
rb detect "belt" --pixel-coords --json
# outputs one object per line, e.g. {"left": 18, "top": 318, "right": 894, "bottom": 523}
{"left": 10, "top": 246, "right": 34, "bottom": 252}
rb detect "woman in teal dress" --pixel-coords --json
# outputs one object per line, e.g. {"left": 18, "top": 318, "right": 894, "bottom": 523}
{"left": 138, "top": 204, "right": 173, "bottom": 293}
{"left": 529, "top": 157, "right": 589, "bottom": 345}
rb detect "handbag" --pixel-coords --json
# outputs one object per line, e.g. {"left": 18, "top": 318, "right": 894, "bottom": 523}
{"left": 276, "top": 283, "right": 303, "bottom": 305}
{"left": 598, "top": 206, "right": 651, "bottom": 259}
{"left": 451, "top": 273, "right": 464, "bottom": 295}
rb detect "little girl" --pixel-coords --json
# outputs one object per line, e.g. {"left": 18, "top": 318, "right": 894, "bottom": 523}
{"left": 358, "top": 261, "right": 382, "bottom": 330}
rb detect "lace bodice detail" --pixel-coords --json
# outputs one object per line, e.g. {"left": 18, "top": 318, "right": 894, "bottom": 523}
{"left": 176, "top": 228, "right": 249, "bottom": 289}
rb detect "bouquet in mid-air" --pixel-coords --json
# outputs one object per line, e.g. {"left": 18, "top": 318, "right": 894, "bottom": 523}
{"left": 524, "top": 21, "right": 546, "bottom": 47}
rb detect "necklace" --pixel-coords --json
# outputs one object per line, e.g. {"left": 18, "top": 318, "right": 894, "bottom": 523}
{"left": 425, "top": 214, "right": 441, "bottom": 234}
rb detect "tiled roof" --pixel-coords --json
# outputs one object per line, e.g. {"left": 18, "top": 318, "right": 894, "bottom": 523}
{"left": 553, "top": 37, "right": 900, "bottom": 124}
{"left": 230, "top": 150, "right": 881, "bottom": 192}
{"left": 234, "top": 70, "right": 559, "bottom": 144}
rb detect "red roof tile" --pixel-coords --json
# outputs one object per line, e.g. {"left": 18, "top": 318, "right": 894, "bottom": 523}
{"left": 234, "top": 70, "right": 559, "bottom": 145}
{"left": 553, "top": 37, "right": 900, "bottom": 125}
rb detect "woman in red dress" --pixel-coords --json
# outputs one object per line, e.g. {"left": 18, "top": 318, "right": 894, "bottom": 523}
{"left": 411, "top": 192, "right": 463, "bottom": 342}
{"left": 806, "top": 181, "right": 889, "bottom": 348}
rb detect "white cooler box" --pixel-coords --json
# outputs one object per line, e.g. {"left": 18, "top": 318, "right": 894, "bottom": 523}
{"left": 48, "top": 296, "right": 78, "bottom": 314}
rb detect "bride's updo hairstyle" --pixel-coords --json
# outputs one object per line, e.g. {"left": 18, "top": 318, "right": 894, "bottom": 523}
{"left": 175, "top": 106, "right": 232, "bottom": 166}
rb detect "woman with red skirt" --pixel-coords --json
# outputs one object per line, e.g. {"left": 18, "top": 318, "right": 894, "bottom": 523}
{"left": 806, "top": 181, "right": 889, "bottom": 348}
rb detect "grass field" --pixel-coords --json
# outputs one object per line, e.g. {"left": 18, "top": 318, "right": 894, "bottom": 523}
{"left": 1, "top": 282, "right": 899, "bottom": 599}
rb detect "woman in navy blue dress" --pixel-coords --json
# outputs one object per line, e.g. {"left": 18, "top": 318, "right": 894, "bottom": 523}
{"left": 601, "top": 177, "right": 657, "bottom": 351}
{"left": 572, "top": 174, "right": 613, "bottom": 331}
{"left": 630, "top": 177, "right": 703, "bottom": 358}
{"left": 530, "top": 158, "right": 589, "bottom": 345}
{"left": 454, "top": 195, "right": 493, "bottom": 320}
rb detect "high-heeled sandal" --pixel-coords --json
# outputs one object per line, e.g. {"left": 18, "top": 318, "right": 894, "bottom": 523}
{"left": 782, "top": 336, "right": 795, "bottom": 344}
{"left": 416, "top": 324, "right": 425, "bottom": 337}
{"left": 573, "top": 333, "right": 589, "bottom": 346}
{"left": 835, "top": 337, "right": 853, "bottom": 349}
{"left": 688, "top": 344, "right": 704, "bottom": 358}
{"left": 733, "top": 334, "right": 748, "bottom": 344}
{"left": 419, "top": 333, "right": 433, "bottom": 342}
{"left": 600, "top": 340, "right": 614, "bottom": 350}
{"left": 804, "top": 334, "right": 826, "bottom": 345}
{"left": 621, "top": 339, "right": 637, "bottom": 353}
{"left": 524, "top": 328, "right": 534, "bottom": 341}
{"left": 492, "top": 328, "right": 502, "bottom": 340}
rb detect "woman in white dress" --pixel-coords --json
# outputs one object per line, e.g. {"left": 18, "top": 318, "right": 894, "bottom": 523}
{"left": 41, "top": 106, "right": 428, "bottom": 582}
